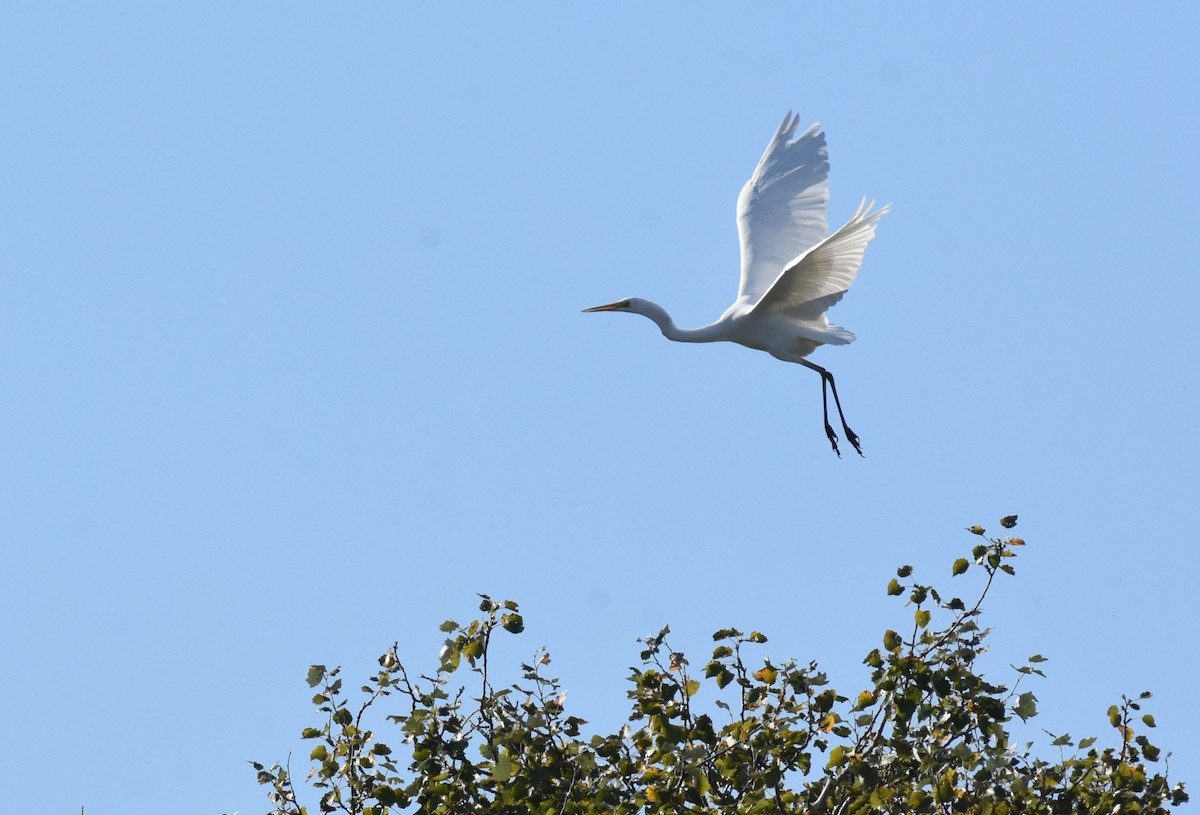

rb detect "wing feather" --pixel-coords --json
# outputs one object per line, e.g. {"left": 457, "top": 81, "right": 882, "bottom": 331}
{"left": 735, "top": 113, "right": 830, "bottom": 305}
{"left": 752, "top": 198, "right": 889, "bottom": 322}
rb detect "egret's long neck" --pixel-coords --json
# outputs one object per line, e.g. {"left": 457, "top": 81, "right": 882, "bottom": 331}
{"left": 635, "top": 301, "right": 726, "bottom": 343}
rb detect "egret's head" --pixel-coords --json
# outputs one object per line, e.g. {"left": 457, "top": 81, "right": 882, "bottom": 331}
{"left": 582, "top": 298, "right": 641, "bottom": 314}
{"left": 582, "top": 297, "right": 674, "bottom": 336}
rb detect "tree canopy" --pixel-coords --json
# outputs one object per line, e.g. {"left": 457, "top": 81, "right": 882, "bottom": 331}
{"left": 247, "top": 518, "right": 1188, "bottom": 814}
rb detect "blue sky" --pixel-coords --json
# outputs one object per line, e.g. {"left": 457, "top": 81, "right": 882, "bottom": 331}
{"left": 4, "top": 4, "right": 1198, "bottom": 812}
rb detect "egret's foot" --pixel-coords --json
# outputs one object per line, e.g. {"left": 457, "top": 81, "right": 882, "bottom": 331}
{"left": 844, "top": 426, "right": 863, "bottom": 457}
{"left": 824, "top": 423, "right": 842, "bottom": 457}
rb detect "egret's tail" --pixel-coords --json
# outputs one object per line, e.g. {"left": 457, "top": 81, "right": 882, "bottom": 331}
{"left": 791, "top": 316, "right": 855, "bottom": 347}
{"left": 818, "top": 324, "right": 856, "bottom": 345}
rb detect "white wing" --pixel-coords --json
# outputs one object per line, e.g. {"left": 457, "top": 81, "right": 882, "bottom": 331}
{"left": 734, "top": 113, "right": 830, "bottom": 306}
{"left": 752, "top": 198, "right": 889, "bottom": 328}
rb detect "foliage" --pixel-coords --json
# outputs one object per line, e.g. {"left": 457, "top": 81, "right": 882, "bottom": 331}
{"left": 247, "top": 518, "right": 1187, "bottom": 814}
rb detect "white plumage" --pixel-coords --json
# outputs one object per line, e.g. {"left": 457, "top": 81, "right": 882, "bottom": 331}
{"left": 585, "top": 112, "right": 888, "bottom": 456}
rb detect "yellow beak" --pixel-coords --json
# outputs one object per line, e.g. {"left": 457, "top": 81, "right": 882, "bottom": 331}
{"left": 582, "top": 300, "right": 628, "bottom": 313}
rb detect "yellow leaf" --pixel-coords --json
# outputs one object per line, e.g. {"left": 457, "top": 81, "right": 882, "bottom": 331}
{"left": 752, "top": 666, "right": 778, "bottom": 684}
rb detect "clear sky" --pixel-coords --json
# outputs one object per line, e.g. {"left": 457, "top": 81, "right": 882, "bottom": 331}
{"left": 4, "top": 4, "right": 1198, "bottom": 812}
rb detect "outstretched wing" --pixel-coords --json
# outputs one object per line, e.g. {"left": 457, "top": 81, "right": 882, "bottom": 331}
{"left": 751, "top": 198, "right": 889, "bottom": 324}
{"left": 734, "top": 113, "right": 830, "bottom": 306}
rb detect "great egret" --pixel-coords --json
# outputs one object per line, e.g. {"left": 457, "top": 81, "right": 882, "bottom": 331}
{"left": 584, "top": 112, "right": 888, "bottom": 456}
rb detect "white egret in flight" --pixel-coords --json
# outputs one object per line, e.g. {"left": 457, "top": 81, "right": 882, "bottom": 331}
{"left": 584, "top": 113, "right": 888, "bottom": 456}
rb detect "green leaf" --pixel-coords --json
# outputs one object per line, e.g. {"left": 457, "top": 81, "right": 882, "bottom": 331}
{"left": 1014, "top": 692, "right": 1037, "bottom": 721}
{"left": 886, "top": 578, "right": 903, "bottom": 596}
{"left": 1143, "top": 714, "right": 1157, "bottom": 727}
{"left": 897, "top": 565, "right": 913, "bottom": 577}
{"left": 491, "top": 748, "right": 513, "bottom": 782}
{"left": 914, "top": 609, "right": 931, "bottom": 629}
{"left": 310, "top": 745, "right": 328, "bottom": 761}
{"left": 1000, "top": 515, "right": 1018, "bottom": 528}
{"left": 501, "top": 613, "right": 524, "bottom": 634}
{"left": 306, "top": 665, "right": 326, "bottom": 688}
{"left": 748, "top": 631, "right": 768, "bottom": 643}
{"left": 813, "top": 689, "right": 838, "bottom": 712}
{"left": 1051, "top": 732, "right": 1072, "bottom": 747}
{"left": 439, "top": 644, "right": 461, "bottom": 672}
{"left": 952, "top": 558, "right": 970, "bottom": 576}
{"left": 685, "top": 679, "right": 701, "bottom": 698}
{"left": 712, "top": 645, "right": 733, "bottom": 659}
{"left": 712, "top": 628, "right": 741, "bottom": 641}
{"left": 438, "top": 620, "right": 458, "bottom": 632}
{"left": 1078, "top": 736, "right": 1097, "bottom": 749}
{"left": 1108, "top": 705, "right": 1122, "bottom": 727}
{"left": 883, "top": 630, "right": 902, "bottom": 652}
{"left": 1028, "top": 654, "right": 1048, "bottom": 663}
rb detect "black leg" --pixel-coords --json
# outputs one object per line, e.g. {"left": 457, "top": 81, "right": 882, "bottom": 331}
{"left": 802, "top": 359, "right": 862, "bottom": 457}
{"left": 823, "top": 369, "right": 862, "bottom": 456}
{"left": 819, "top": 375, "right": 842, "bottom": 457}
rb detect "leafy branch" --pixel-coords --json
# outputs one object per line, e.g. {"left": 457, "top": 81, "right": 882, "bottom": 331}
{"left": 245, "top": 516, "right": 1188, "bottom": 815}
